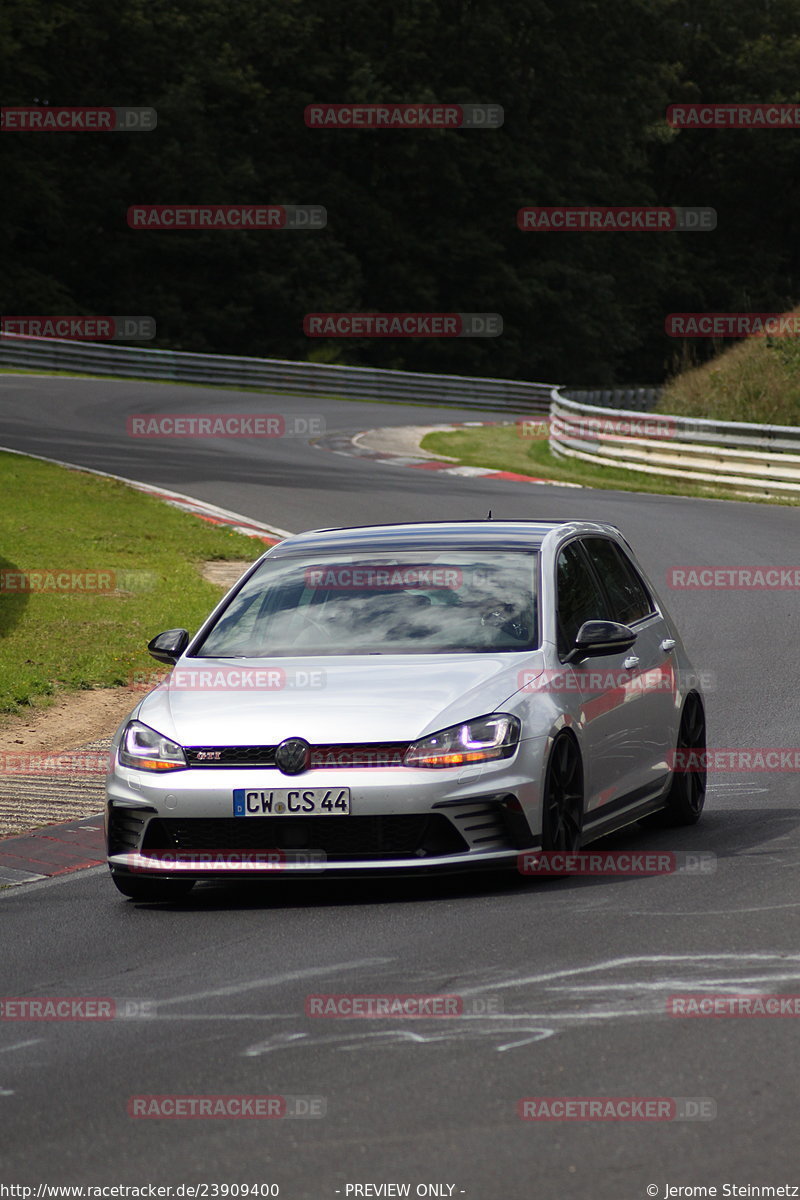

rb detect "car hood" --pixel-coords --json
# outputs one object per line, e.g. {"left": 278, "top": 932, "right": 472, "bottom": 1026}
{"left": 136, "top": 653, "right": 545, "bottom": 746}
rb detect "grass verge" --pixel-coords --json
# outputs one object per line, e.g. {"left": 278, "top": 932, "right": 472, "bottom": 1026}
{"left": 658, "top": 307, "right": 800, "bottom": 424}
{"left": 0, "top": 451, "right": 263, "bottom": 715}
{"left": 420, "top": 425, "right": 799, "bottom": 505}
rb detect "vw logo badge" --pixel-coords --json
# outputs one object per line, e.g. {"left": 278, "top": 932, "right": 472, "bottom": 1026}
{"left": 275, "top": 737, "right": 311, "bottom": 776}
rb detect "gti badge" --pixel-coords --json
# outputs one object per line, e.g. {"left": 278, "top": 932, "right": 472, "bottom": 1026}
{"left": 275, "top": 737, "right": 311, "bottom": 776}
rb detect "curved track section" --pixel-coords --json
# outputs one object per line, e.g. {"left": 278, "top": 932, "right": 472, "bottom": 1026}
{"left": 1, "top": 373, "right": 798, "bottom": 1197}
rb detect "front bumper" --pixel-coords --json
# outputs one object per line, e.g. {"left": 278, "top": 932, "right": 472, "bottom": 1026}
{"left": 106, "top": 757, "right": 539, "bottom": 879}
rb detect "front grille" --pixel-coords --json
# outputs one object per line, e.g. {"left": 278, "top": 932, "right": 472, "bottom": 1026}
{"left": 186, "top": 746, "right": 276, "bottom": 768}
{"left": 185, "top": 743, "right": 410, "bottom": 769}
{"left": 141, "top": 814, "right": 467, "bottom": 860}
{"left": 107, "top": 806, "right": 154, "bottom": 854}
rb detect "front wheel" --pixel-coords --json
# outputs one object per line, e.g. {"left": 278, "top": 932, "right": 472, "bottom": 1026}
{"left": 541, "top": 733, "right": 584, "bottom": 852}
{"left": 110, "top": 871, "right": 195, "bottom": 902}
{"left": 647, "top": 693, "right": 707, "bottom": 827}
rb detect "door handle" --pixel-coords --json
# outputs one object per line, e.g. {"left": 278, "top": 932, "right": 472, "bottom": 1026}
{"left": 623, "top": 655, "right": 639, "bottom": 669}
{"left": 660, "top": 638, "right": 676, "bottom": 652}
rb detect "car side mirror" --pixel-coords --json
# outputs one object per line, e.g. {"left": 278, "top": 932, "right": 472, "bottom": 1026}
{"left": 147, "top": 628, "right": 190, "bottom": 664}
{"left": 563, "top": 620, "right": 637, "bottom": 663}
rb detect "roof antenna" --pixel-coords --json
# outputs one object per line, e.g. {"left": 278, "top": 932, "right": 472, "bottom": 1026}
{"left": 485, "top": 509, "right": 492, "bottom": 520}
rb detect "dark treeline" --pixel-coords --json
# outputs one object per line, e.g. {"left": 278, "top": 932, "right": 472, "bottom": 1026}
{"left": 2, "top": 0, "right": 800, "bottom": 385}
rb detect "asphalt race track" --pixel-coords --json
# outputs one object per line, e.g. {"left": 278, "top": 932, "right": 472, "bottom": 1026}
{"left": 1, "top": 373, "right": 799, "bottom": 1198}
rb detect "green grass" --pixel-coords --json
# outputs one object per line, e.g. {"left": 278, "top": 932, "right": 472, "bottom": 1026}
{"left": 0, "top": 452, "right": 264, "bottom": 715}
{"left": 420, "top": 425, "right": 800, "bottom": 505}
{"left": 658, "top": 307, "right": 800, "bottom": 425}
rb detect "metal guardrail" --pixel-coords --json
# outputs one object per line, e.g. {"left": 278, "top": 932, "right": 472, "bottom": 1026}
{"left": 562, "top": 387, "right": 661, "bottom": 413}
{"left": 0, "top": 333, "right": 553, "bottom": 414}
{"left": 2, "top": 332, "right": 797, "bottom": 498}
{"left": 549, "top": 390, "right": 800, "bottom": 498}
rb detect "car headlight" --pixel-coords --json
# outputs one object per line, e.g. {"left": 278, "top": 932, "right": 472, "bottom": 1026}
{"left": 404, "top": 714, "right": 520, "bottom": 769}
{"left": 118, "top": 720, "right": 187, "bottom": 772}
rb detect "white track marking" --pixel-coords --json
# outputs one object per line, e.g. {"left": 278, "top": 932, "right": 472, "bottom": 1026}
{"left": 156, "top": 958, "right": 395, "bottom": 1009}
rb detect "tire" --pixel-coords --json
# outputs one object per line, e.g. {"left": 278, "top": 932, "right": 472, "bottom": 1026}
{"left": 541, "top": 733, "right": 584, "bottom": 852}
{"left": 645, "top": 693, "right": 707, "bottom": 827}
{"left": 110, "top": 871, "right": 195, "bottom": 901}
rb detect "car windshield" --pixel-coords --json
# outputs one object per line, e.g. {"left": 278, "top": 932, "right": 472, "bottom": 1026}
{"left": 194, "top": 548, "right": 539, "bottom": 656}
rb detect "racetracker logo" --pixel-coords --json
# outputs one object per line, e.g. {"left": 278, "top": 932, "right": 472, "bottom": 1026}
{"left": 127, "top": 851, "right": 326, "bottom": 872}
{"left": 0, "top": 997, "right": 115, "bottom": 1019}
{"left": 304, "top": 103, "right": 503, "bottom": 128}
{"left": 517, "top": 207, "right": 716, "bottom": 231}
{"left": 667, "top": 103, "right": 800, "bottom": 128}
{"left": 0, "top": 569, "right": 153, "bottom": 594}
{"left": 668, "top": 567, "right": 800, "bottom": 589}
{"left": 127, "top": 205, "right": 326, "bottom": 229}
{"left": 518, "top": 666, "right": 716, "bottom": 695}
{"left": 668, "top": 994, "right": 800, "bottom": 1016}
{"left": 126, "top": 415, "right": 324, "bottom": 438}
{"left": 517, "top": 1097, "right": 716, "bottom": 1121}
{"left": 666, "top": 313, "right": 800, "bottom": 337}
{"left": 518, "top": 666, "right": 674, "bottom": 694}
{"left": 127, "top": 1094, "right": 326, "bottom": 1118}
{"left": 517, "top": 851, "right": 716, "bottom": 876}
{"left": 303, "top": 313, "right": 502, "bottom": 337}
{"left": 1, "top": 106, "right": 156, "bottom": 131}
{"left": 304, "top": 565, "right": 462, "bottom": 590}
{"left": 0, "top": 752, "right": 110, "bottom": 775}
{"left": 1, "top": 317, "right": 154, "bottom": 340}
{"left": 1, "top": 570, "right": 120, "bottom": 593}
{"left": 546, "top": 414, "right": 678, "bottom": 439}
{"left": 128, "top": 668, "right": 326, "bottom": 691}
{"left": 305, "top": 993, "right": 502, "bottom": 1017}
{"left": 670, "top": 749, "right": 800, "bottom": 771}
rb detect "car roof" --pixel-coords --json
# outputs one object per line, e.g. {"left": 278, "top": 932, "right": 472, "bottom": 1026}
{"left": 267, "top": 519, "right": 625, "bottom": 557}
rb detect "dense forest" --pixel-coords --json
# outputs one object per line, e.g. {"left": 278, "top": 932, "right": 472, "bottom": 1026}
{"left": 2, "top": 0, "right": 800, "bottom": 385}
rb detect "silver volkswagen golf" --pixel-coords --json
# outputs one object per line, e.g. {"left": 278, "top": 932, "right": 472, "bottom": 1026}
{"left": 105, "top": 520, "right": 706, "bottom": 899}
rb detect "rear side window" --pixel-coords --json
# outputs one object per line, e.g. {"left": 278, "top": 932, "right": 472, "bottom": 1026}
{"left": 556, "top": 541, "right": 610, "bottom": 656}
{"left": 582, "top": 538, "right": 653, "bottom": 625}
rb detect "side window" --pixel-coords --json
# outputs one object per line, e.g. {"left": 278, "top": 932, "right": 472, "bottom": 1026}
{"left": 583, "top": 538, "right": 653, "bottom": 625}
{"left": 556, "top": 542, "right": 609, "bottom": 657}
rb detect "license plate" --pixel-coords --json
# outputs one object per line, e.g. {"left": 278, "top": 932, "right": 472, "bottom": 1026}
{"left": 233, "top": 788, "right": 350, "bottom": 816}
